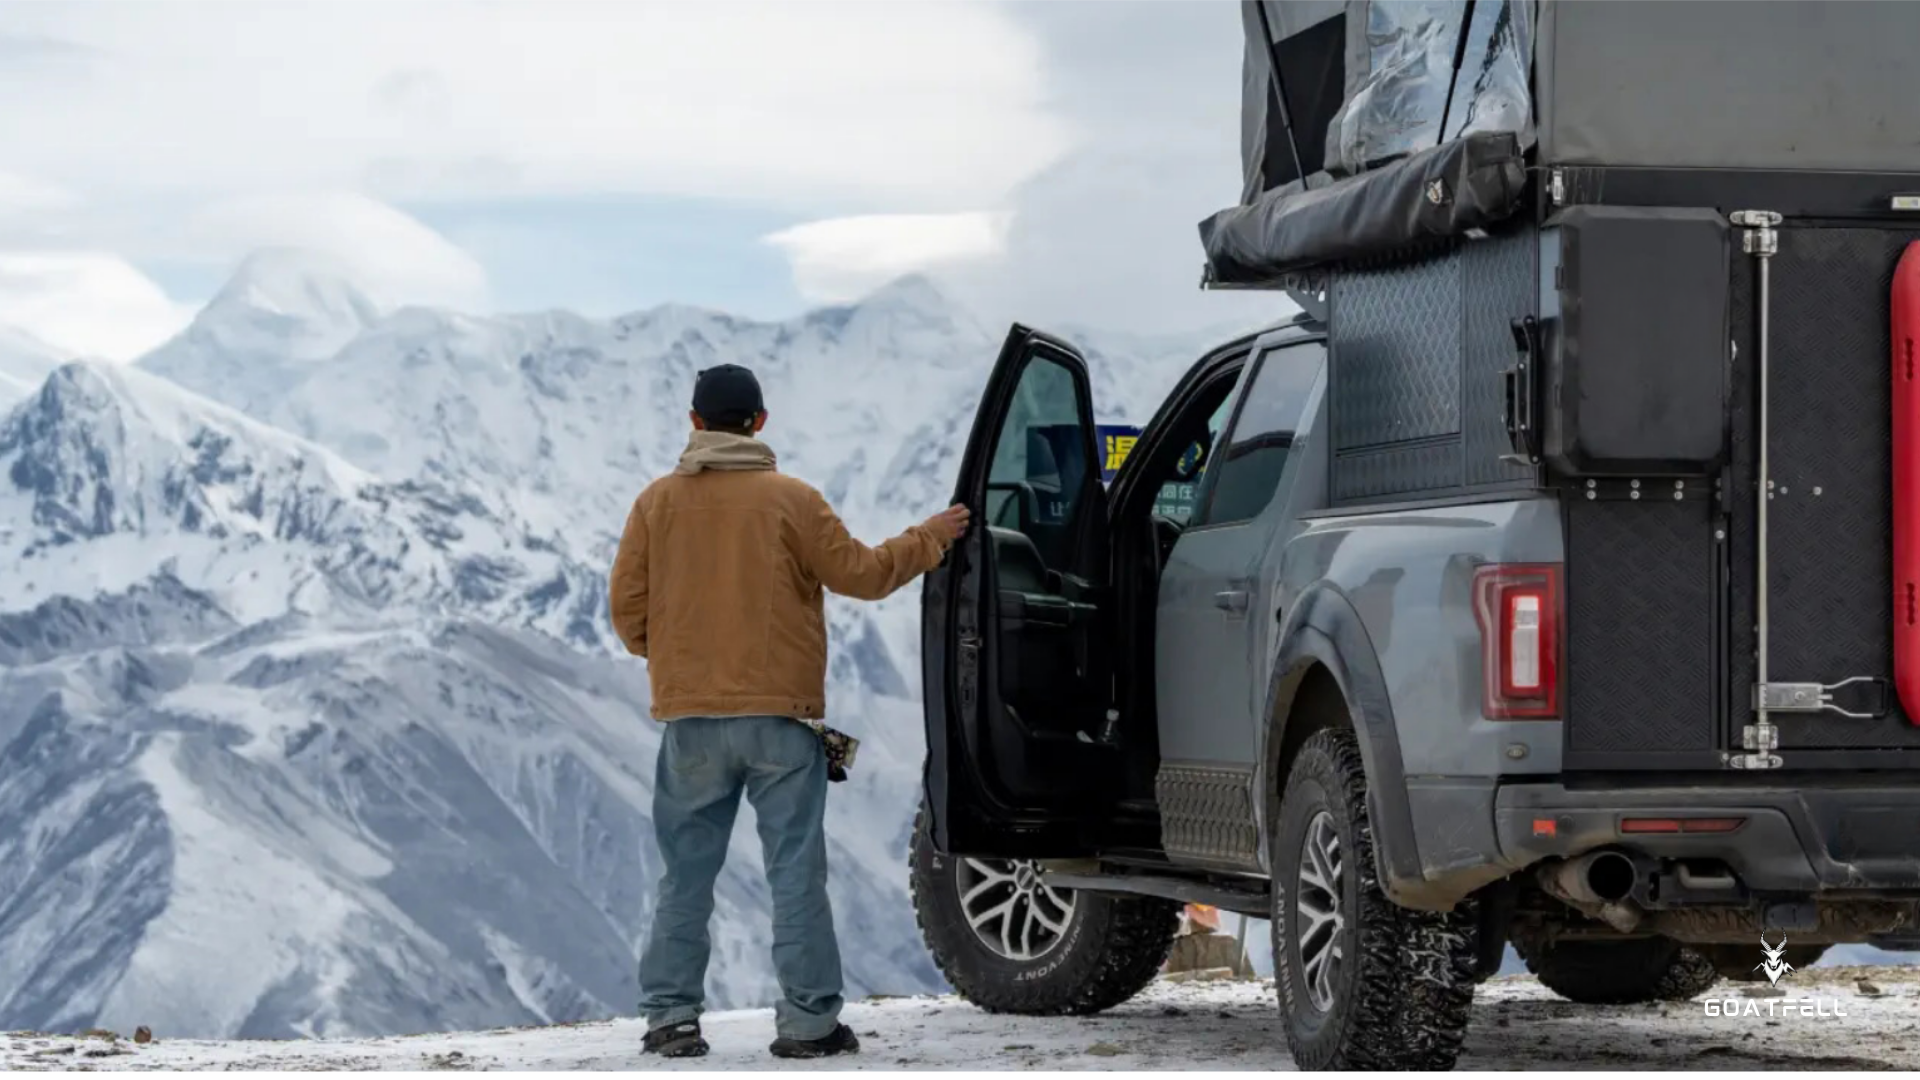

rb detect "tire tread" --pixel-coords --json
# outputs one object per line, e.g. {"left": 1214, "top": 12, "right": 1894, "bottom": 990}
{"left": 1272, "top": 728, "right": 1479, "bottom": 1070}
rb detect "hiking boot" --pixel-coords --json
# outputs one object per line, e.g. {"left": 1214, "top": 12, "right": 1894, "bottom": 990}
{"left": 769, "top": 1023, "right": 860, "bottom": 1060}
{"left": 644, "top": 1020, "right": 709, "bottom": 1058}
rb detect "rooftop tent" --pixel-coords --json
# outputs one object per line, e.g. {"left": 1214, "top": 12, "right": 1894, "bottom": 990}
{"left": 1212, "top": 1, "right": 1536, "bottom": 286}
{"left": 1238, "top": 0, "right": 1534, "bottom": 202}
{"left": 1237, "top": 0, "right": 1344, "bottom": 202}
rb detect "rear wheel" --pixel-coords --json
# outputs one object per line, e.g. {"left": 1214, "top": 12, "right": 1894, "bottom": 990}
{"left": 1698, "top": 942, "right": 1828, "bottom": 983}
{"left": 1520, "top": 938, "right": 1721, "bottom": 1003}
{"left": 1271, "top": 728, "right": 1480, "bottom": 1070}
{"left": 908, "top": 807, "right": 1180, "bottom": 1015}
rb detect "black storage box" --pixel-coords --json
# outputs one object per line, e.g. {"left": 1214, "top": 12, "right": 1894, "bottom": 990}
{"left": 1540, "top": 206, "right": 1731, "bottom": 478}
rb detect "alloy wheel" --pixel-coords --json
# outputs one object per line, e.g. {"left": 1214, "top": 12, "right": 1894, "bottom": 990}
{"left": 956, "top": 858, "right": 1077, "bottom": 961}
{"left": 1295, "top": 810, "right": 1347, "bottom": 1012}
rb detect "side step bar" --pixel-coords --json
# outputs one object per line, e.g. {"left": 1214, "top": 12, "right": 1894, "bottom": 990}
{"left": 1042, "top": 870, "right": 1270, "bottom": 917}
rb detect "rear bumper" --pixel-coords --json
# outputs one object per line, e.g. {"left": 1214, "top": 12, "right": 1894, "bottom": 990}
{"left": 1494, "top": 783, "right": 1920, "bottom": 894}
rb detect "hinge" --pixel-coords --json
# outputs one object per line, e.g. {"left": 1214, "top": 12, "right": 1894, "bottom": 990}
{"left": 1726, "top": 721, "right": 1781, "bottom": 770}
{"left": 1731, "top": 209, "right": 1781, "bottom": 256}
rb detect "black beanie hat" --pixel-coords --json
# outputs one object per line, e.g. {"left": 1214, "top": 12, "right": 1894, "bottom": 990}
{"left": 692, "top": 364, "right": 764, "bottom": 426}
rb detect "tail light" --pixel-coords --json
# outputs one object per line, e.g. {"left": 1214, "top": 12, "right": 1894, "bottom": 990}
{"left": 1620, "top": 817, "right": 1746, "bottom": 834}
{"left": 1473, "top": 563, "right": 1562, "bottom": 719}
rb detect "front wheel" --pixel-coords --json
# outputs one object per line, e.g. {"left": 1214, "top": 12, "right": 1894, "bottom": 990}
{"left": 1271, "top": 728, "right": 1480, "bottom": 1070}
{"left": 908, "top": 808, "right": 1179, "bottom": 1016}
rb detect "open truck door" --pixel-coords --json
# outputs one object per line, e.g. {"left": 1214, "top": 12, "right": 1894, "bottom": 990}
{"left": 921, "top": 326, "right": 1121, "bottom": 857}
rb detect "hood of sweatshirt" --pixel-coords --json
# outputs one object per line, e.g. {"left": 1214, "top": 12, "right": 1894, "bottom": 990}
{"left": 674, "top": 430, "right": 778, "bottom": 475}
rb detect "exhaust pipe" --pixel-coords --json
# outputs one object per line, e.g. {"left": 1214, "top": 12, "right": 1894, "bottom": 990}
{"left": 1539, "top": 851, "right": 1643, "bottom": 933}
{"left": 1546, "top": 850, "right": 1638, "bottom": 905}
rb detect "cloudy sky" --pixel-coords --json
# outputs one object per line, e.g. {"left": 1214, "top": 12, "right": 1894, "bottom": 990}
{"left": 0, "top": 0, "right": 1279, "bottom": 361}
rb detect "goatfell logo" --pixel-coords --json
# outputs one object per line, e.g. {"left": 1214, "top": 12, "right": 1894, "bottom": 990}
{"left": 1702, "top": 929, "right": 1849, "bottom": 1019}
{"left": 1755, "top": 930, "right": 1796, "bottom": 987}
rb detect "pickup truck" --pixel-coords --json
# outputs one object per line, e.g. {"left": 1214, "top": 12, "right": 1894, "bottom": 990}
{"left": 907, "top": 0, "right": 1920, "bottom": 1069}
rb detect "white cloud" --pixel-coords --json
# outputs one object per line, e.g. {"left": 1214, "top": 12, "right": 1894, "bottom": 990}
{"left": 763, "top": 212, "right": 1010, "bottom": 304}
{"left": 183, "top": 192, "right": 490, "bottom": 312}
{"left": 0, "top": 171, "right": 79, "bottom": 217}
{"left": 0, "top": 253, "right": 194, "bottom": 361}
{"left": 0, "top": 1, "right": 1069, "bottom": 211}
{"left": 939, "top": 147, "right": 1286, "bottom": 338}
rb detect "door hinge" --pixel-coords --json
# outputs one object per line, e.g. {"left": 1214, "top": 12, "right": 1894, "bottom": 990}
{"left": 1727, "top": 719, "right": 1781, "bottom": 770}
{"left": 1731, "top": 209, "right": 1781, "bottom": 256}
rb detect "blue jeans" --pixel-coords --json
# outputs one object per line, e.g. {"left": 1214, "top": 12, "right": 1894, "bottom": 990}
{"left": 637, "top": 715, "right": 843, "bottom": 1040}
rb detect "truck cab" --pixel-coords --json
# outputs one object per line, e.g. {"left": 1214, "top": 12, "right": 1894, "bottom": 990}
{"left": 910, "top": 0, "right": 1920, "bottom": 1070}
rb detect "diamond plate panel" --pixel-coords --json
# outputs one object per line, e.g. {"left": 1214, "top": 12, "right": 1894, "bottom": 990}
{"left": 1567, "top": 499, "right": 1717, "bottom": 753}
{"left": 1758, "top": 227, "right": 1920, "bottom": 748}
{"left": 1332, "top": 440, "right": 1463, "bottom": 501}
{"left": 1155, "top": 764, "right": 1260, "bottom": 869}
{"left": 1331, "top": 252, "right": 1464, "bottom": 451}
{"left": 1463, "top": 231, "right": 1540, "bottom": 486}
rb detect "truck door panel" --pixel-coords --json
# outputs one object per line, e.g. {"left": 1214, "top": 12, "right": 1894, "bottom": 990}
{"left": 921, "top": 326, "right": 1115, "bottom": 857}
{"left": 1156, "top": 340, "right": 1329, "bottom": 773}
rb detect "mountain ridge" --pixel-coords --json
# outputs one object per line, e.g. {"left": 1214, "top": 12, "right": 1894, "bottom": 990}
{"left": 0, "top": 245, "right": 1260, "bottom": 1039}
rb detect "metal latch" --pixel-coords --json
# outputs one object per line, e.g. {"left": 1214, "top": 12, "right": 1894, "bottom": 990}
{"left": 1502, "top": 316, "right": 1542, "bottom": 465}
{"left": 1752, "top": 677, "right": 1888, "bottom": 720}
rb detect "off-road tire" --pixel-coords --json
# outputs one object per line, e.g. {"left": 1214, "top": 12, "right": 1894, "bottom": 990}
{"left": 908, "top": 807, "right": 1180, "bottom": 1015}
{"left": 1271, "top": 728, "right": 1480, "bottom": 1070}
{"left": 1520, "top": 938, "right": 1721, "bottom": 1003}
{"left": 1700, "top": 942, "right": 1829, "bottom": 983}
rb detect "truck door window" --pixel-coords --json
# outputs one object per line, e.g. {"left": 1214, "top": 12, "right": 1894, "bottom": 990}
{"left": 984, "top": 355, "right": 1090, "bottom": 571}
{"left": 1152, "top": 393, "right": 1236, "bottom": 526}
{"left": 1194, "top": 343, "right": 1326, "bottom": 528}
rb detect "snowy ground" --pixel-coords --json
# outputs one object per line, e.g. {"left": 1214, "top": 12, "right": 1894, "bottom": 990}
{"left": 10, "top": 967, "right": 1920, "bottom": 1071}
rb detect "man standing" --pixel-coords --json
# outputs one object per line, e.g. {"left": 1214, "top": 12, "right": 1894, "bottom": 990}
{"left": 609, "top": 363, "right": 969, "bottom": 1060}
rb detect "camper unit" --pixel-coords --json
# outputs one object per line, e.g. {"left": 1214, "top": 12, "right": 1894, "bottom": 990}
{"left": 1202, "top": 0, "right": 1920, "bottom": 772}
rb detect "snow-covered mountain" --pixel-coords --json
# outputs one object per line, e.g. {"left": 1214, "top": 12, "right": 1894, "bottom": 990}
{"left": 0, "top": 250, "right": 1273, "bottom": 1039}
{"left": 141, "top": 249, "right": 382, "bottom": 422}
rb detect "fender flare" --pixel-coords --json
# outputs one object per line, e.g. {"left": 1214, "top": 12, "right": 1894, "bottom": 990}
{"left": 1261, "top": 581, "right": 1426, "bottom": 904}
